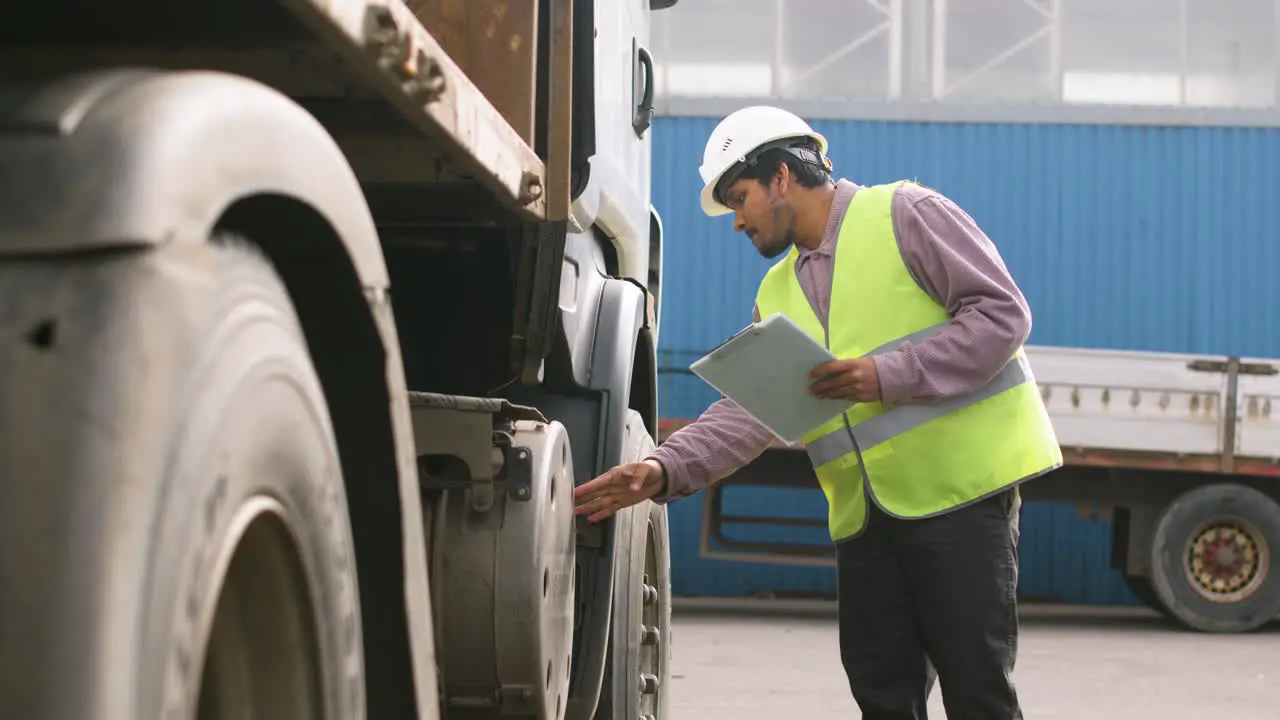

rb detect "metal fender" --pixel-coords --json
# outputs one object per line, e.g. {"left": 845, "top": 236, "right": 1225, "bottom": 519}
{"left": 557, "top": 275, "right": 650, "bottom": 720}
{"left": 0, "top": 67, "right": 386, "bottom": 290}
{"left": 588, "top": 276, "right": 651, "bottom": 466}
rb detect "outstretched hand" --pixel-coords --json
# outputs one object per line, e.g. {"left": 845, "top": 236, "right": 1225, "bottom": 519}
{"left": 809, "top": 357, "right": 882, "bottom": 403}
{"left": 573, "top": 459, "right": 666, "bottom": 523}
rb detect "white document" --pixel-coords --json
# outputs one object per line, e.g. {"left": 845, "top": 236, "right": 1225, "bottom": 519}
{"left": 689, "top": 313, "right": 855, "bottom": 444}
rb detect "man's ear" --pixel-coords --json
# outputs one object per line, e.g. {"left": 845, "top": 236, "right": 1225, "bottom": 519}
{"left": 773, "top": 162, "right": 791, "bottom": 196}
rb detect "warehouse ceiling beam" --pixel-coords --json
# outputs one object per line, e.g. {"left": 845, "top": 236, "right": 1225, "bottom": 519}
{"left": 773, "top": 0, "right": 903, "bottom": 100}
{"left": 931, "top": 0, "right": 1062, "bottom": 101}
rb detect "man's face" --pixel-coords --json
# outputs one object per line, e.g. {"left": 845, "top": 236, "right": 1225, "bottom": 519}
{"left": 722, "top": 170, "right": 796, "bottom": 259}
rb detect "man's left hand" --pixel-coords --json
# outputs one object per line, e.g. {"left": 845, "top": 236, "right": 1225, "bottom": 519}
{"left": 808, "top": 357, "right": 882, "bottom": 403}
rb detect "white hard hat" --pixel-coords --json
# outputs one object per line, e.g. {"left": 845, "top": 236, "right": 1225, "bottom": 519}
{"left": 697, "top": 105, "right": 830, "bottom": 217}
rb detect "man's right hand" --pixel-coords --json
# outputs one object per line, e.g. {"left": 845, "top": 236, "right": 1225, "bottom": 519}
{"left": 573, "top": 459, "right": 666, "bottom": 523}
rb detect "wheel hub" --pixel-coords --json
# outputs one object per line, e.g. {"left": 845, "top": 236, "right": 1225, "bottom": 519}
{"left": 1185, "top": 517, "right": 1269, "bottom": 603}
{"left": 429, "top": 418, "right": 577, "bottom": 719}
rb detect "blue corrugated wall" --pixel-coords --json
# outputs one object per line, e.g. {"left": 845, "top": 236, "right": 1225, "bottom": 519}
{"left": 650, "top": 115, "right": 1280, "bottom": 606}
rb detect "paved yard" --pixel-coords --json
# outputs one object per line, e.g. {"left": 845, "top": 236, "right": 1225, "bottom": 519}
{"left": 668, "top": 598, "right": 1280, "bottom": 719}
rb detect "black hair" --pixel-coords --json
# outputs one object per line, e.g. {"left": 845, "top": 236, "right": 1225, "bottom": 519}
{"left": 715, "top": 136, "right": 833, "bottom": 204}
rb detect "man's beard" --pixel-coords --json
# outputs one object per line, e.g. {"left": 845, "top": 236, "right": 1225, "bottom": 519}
{"left": 757, "top": 239, "right": 792, "bottom": 259}
{"left": 755, "top": 203, "right": 796, "bottom": 259}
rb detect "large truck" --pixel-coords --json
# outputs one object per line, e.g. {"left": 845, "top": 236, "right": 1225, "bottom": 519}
{"left": 0, "top": 1, "right": 679, "bottom": 718}
{"left": 667, "top": 343, "right": 1280, "bottom": 635}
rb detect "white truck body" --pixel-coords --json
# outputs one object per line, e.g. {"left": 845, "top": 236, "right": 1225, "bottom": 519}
{"left": 1028, "top": 345, "right": 1280, "bottom": 468}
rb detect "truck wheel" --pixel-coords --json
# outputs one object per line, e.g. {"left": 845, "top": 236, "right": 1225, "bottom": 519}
{"left": 596, "top": 410, "right": 672, "bottom": 720}
{"left": 0, "top": 238, "right": 364, "bottom": 719}
{"left": 1148, "top": 483, "right": 1280, "bottom": 633}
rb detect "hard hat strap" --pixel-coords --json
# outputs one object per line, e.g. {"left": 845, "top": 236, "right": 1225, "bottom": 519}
{"left": 714, "top": 138, "right": 832, "bottom": 206}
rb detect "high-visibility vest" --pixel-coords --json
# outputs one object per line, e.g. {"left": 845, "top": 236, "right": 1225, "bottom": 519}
{"left": 754, "top": 181, "right": 1062, "bottom": 542}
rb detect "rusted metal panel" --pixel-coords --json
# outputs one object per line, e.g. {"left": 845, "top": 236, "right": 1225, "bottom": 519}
{"left": 281, "top": 0, "right": 547, "bottom": 219}
{"left": 405, "top": 0, "right": 539, "bottom": 146}
{"left": 542, "top": 0, "right": 573, "bottom": 223}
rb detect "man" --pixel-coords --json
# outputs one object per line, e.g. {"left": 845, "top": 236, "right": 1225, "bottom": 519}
{"left": 573, "top": 105, "right": 1062, "bottom": 720}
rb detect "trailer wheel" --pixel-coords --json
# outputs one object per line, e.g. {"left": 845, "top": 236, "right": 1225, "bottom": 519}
{"left": 0, "top": 238, "right": 364, "bottom": 718}
{"left": 596, "top": 410, "right": 672, "bottom": 720}
{"left": 1148, "top": 483, "right": 1280, "bottom": 633}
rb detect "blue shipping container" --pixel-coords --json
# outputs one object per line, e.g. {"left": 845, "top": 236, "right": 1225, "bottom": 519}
{"left": 650, "top": 115, "right": 1280, "bottom": 606}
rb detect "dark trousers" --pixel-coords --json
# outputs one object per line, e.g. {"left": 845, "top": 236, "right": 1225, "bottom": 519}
{"left": 836, "top": 488, "right": 1022, "bottom": 720}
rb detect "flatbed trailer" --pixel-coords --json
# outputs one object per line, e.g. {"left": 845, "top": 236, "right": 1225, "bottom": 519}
{"left": 0, "top": 1, "right": 681, "bottom": 718}
{"left": 664, "top": 343, "right": 1280, "bottom": 634}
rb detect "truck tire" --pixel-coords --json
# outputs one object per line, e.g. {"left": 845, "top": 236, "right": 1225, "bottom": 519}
{"left": 596, "top": 410, "right": 672, "bottom": 720}
{"left": 1148, "top": 482, "right": 1280, "bottom": 633}
{"left": 0, "top": 238, "right": 364, "bottom": 719}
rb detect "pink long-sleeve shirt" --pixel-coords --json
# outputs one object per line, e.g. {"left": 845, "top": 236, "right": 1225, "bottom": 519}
{"left": 647, "top": 179, "right": 1033, "bottom": 503}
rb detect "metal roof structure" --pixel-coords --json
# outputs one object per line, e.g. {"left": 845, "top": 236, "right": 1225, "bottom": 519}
{"left": 651, "top": 0, "right": 1280, "bottom": 126}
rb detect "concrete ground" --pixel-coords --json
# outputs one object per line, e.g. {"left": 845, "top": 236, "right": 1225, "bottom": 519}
{"left": 667, "top": 598, "right": 1280, "bottom": 719}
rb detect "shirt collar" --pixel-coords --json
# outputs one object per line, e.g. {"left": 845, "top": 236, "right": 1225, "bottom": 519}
{"left": 795, "top": 179, "right": 860, "bottom": 268}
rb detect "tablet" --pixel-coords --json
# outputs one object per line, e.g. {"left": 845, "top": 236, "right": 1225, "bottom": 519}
{"left": 689, "top": 313, "right": 855, "bottom": 444}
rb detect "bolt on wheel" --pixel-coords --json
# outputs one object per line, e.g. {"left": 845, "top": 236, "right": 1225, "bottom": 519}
{"left": 637, "top": 512, "right": 665, "bottom": 720}
{"left": 1183, "top": 515, "right": 1270, "bottom": 604}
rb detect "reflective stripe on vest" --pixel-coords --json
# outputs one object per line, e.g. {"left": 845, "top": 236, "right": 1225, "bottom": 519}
{"left": 752, "top": 180, "right": 1063, "bottom": 542}
{"left": 804, "top": 323, "right": 1030, "bottom": 467}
